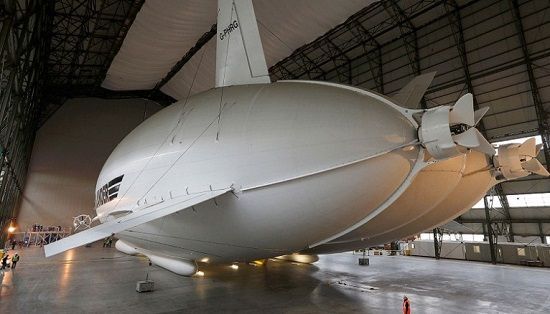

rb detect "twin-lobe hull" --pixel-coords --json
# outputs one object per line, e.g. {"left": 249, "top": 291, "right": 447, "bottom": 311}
{"left": 305, "top": 150, "right": 494, "bottom": 254}
{"left": 98, "top": 81, "right": 424, "bottom": 262}
{"left": 117, "top": 149, "right": 416, "bottom": 262}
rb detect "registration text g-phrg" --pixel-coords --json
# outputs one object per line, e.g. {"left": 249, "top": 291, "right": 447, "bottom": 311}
{"left": 220, "top": 20, "right": 239, "bottom": 41}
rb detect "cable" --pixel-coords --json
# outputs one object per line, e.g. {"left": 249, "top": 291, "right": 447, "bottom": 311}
{"left": 256, "top": 19, "right": 294, "bottom": 54}
{"left": 110, "top": 42, "right": 208, "bottom": 211}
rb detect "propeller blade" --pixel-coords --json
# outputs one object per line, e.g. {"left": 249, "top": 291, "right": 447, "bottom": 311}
{"left": 449, "top": 93, "right": 475, "bottom": 126}
{"left": 452, "top": 128, "right": 496, "bottom": 155}
{"left": 518, "top": 137, "right": 537, "bottom": 157}
{"left": 474, "top": 107, "right": 490, "bottom": 126}
{"left": 522, "top": 158, "right": 550, "bottom": 176}
{"left": 453, "top": 128, "right": 480, "bottom": 148}
{"left": 519, "top": 137, "right": 537, "bottom": 157}
{"left": 536, "top": 144, "right": 543, "bottom": 156}
{"left": 473, "top": 128, "right": 496, "bottom": 156}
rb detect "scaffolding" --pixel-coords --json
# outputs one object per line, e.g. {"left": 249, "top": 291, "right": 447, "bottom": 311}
{"left": 14, "top": 228, "right": 72, "bottom": 247}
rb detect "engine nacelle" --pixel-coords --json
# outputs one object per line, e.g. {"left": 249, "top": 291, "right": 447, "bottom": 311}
{"left": 147, "top": 254, "right": 198, "bottom": 276}
{"left": 276, "top": 254, "right": 319, "bottom": 264}
{"left": 418, "top": 93, "right": 495, "bottom": 160}
{"left": 493, "top": 138, "right": 549, "bottom": 180}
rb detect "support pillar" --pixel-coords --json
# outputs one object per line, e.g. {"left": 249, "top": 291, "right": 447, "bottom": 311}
{"left": 539, "top": 223, "right": 547, "bottom": 244}
{"left": 484, "top": 197, "right": 497, "bottom": 264}
{"left": 433, "top": 228, "right": 443, "bottom": 259}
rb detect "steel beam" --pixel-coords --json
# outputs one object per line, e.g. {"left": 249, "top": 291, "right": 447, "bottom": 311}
{"left": 383, "top": 0, "right": 424, "bottom": 108}
{"left": 509, "top": 0, "right": 550, "bottom": 171}
{"left": 0, "top": 0, "right": 50, "bottom": 242}
{"left": 539, "top": 222, "right": 547, "bottom": 244}
{"left": 484, "top": 196, "right": 497, "bottom": 264}
{"left": 382, "top": 0, "right": 420, "bottom": 75}
{"left": 493, "top": 185, "right": 515, "bottom": 242}
{"left": 458, "top": 218, "right": 550, "bottom": 224}
{"left": 344, "top": 18, "right": 384, "bottom": 93}
{"left": 432, "top": 228, "right": 443, "bottom": 259}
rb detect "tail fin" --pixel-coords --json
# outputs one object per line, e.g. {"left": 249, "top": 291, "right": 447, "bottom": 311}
{"left": 216, "top": 0, "right": 270, "bottom": 87}
{"left": 392, "top": 72, "right": 436, "bottom": 109}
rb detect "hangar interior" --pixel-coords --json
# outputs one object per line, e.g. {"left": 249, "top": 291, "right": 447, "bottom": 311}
{"left": 1, "top": 0, "right": 550, "bottom": 312}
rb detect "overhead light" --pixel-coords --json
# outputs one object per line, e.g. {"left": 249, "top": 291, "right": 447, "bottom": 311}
{"left": 195, "top": 271, "right": 205, "bottom": 277}
{"left": 7, "top": 226, "right": 15, "bottom": 233}
{"left": 230, "top": 264, "right": 239, "bottom": 270}
{"left": 200, "top": 257, "right": 210, "bottom": 263}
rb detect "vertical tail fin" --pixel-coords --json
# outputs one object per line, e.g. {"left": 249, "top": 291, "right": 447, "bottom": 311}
{"left": 216, "top": 0, "right": 271, "bottom": 87}
{"left": 392, "top": 72, "right": 436, "bottom": 109}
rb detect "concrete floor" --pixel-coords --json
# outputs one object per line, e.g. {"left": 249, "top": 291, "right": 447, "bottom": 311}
{"left": 1, "top": 245, "right": 549, "bottom": 313}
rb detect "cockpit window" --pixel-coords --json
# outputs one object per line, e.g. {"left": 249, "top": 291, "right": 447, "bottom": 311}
{"left": 96, "top": 175, "right": 124, "bottom": 207}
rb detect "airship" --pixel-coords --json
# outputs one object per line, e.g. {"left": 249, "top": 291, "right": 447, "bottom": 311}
{"left": 45, "top": 0, "right": 513, "bottom": 276}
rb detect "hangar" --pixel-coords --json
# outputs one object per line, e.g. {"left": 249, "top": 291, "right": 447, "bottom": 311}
{"left": 1, "top": 0, "right": 550, "bottom": 312}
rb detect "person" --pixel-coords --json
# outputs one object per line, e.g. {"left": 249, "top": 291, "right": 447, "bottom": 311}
{"left": 1, "top": 254, "right": 9, "bottom": 270}
{"left": 403, "top": 296, "right": 411, "bottom": 314}
{"left": 107, "top": 234, "right": 114, "bottom": 247}
{"left": 11, "top": 253, "right": 19, "bottom": 269}
{"left": 11, "top": 239, "right": 16, "bottom": 250}
{"left": 103, "top": 233, "right": 114, "bottom": 248}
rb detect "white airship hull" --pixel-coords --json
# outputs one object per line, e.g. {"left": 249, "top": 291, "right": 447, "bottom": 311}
{"left": 95, "top": 81, "right": 421, "bottom": 262}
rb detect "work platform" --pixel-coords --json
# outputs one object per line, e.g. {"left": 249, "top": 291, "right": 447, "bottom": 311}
{"left": 10, "top": 229, "right": 71, "bottom": 247}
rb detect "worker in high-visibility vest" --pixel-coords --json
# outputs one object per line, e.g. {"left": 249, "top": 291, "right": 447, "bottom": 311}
{"left": 403, "top": 296, "right": 411, "bottom": 314}
{"left": 11, "top": 253, "right": 19, "bottom": 269}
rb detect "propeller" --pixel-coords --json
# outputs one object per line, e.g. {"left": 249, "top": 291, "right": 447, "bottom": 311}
{"left": 419, "top": 93, "right": 495, "bottom": 160}
{"left": 494, "top": 138, "right": 550, "bottom": 179}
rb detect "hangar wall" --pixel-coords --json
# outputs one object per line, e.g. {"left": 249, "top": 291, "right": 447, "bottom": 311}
{"left": 411, "top": 240, "right": 550, "bottom": 267}
{"left": 16, "top": 98, "right": 162, "bottom": 230}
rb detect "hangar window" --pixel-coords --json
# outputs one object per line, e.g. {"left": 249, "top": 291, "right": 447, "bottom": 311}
{"left": 506, "top": 193, "right": 550, "bottom": 208}
{"left": 473, "top": 245, "right": 480, "bottom": 253}
{"left": 517, "top": 248, "right": 526, "bottom": 256}
{"left": 420, "top": 233, "right": 433, "bottom": 240}
{"left": 472, "top": 193, "right": 550, "bottom": 209}
{"left": 462, "top": 234, "right": 484, "bottom": 242}
{"left": 547, "top": 236, "right": 550, "bottom": 244}
{"left": 472, "top": 196, "right": 502, "bottom": 209}
{"left": 492, "top": 135, "right": 542, "bottom": 148}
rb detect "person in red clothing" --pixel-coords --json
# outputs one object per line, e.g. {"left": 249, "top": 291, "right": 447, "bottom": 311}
{"left": 403, "top": 296, "right": 411, "bottom": 314}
